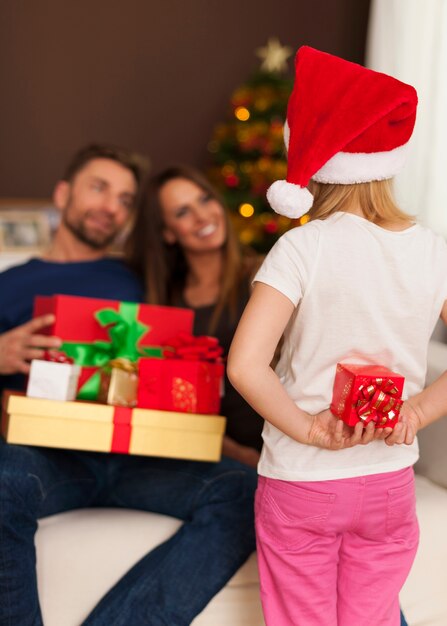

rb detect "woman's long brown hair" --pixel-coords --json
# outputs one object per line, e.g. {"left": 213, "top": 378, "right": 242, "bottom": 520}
{"left": 125, "top": 165, "right": 243, "bottom": 333}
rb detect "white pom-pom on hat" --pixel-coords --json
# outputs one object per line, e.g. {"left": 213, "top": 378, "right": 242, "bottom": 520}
{"left": 267, "top": 181, "right": 313, "bottom": 219}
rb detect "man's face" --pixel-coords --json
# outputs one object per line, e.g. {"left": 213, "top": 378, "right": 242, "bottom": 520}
{"left": 56, "top": 158, "right": 137, "bottom": 250}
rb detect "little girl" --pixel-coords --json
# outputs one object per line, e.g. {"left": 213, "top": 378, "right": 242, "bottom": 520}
{"left": 228, "top": 46, "right": 447, "bottom": 626}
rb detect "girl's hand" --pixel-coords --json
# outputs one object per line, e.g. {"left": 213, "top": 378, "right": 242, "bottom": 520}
{"left": 307, "top": 409, "right": 376, "bottom": 450}
{"left": 375, "top": 401, "right": 423, "bottom": 446}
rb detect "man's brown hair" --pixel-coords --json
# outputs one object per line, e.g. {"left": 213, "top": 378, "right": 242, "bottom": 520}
{"left": 61, "top": 143, "right": 149, "bottom": 193}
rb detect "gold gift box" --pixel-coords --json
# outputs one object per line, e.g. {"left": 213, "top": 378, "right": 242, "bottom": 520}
{"left": 3, "top": 394, "right": 226, "bottom": 462}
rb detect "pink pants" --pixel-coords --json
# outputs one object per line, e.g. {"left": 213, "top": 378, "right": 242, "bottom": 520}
{"left": 255, "top": 467, "right": 419, "bottom": 626}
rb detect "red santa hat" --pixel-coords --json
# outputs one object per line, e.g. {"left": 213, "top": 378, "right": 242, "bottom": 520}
{"left": 267, "top": 46, "right": 418, "bottom": 219}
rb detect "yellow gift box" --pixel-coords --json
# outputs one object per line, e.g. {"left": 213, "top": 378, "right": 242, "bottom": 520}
{"left": 3, "top": 394, "right": 226, "bottom": 462}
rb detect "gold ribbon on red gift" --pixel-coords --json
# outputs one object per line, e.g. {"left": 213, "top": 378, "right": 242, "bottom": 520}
{"left": 356, "top": 378, "right": 403, "bottom": 426}
{"left": 163, "top": 333, "right": 224, "bottom": 362}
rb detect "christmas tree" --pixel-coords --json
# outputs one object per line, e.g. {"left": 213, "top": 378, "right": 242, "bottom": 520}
{"left": 207, "top": 38, "right": 309, "bottom": 253}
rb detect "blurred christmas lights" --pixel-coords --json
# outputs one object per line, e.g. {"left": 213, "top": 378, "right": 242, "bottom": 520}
{"left": 208, "top": 39, "right": 300, "bottom": 253}
{"left": 239, "top": 203, "right": 255, "bottom": 218}
{"left": 235, "top": 106, "right": 250, "bottom": 121}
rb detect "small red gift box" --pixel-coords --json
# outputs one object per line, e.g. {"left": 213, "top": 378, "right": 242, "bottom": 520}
{"left": 138, "top": 334, "right": 224, "bottom": 415}
{"left": 330, "top": 363, "right": 405, "bottom": 429}
{"left": 33, "top": 295, "right": 193, "bottom": 401}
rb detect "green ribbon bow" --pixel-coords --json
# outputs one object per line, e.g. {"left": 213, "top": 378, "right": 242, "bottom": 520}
{"left": 60, "top": 302, "right": 162, "bottom": 400}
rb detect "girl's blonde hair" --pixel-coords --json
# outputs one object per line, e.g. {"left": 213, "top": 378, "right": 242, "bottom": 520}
{"left": 308, "top": 179, "right": 413, "bottom": 225}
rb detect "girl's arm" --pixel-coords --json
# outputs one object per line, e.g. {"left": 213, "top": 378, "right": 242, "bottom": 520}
{"left": 404, "top": 370, "right": 447, "bottom": 423}
{"left": 228, "top": 282, "right": 375, "bottom": 450}
{"left": 384, "top": 299, "right": 447, "bottom": 446}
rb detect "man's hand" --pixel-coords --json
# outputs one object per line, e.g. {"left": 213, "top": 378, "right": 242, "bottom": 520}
{"left": 222, "top": 435, "right": 261, "bottom": 468}
{"left": 0, "top": 315, "right": 61, "bottom": 375}
{"left": 307, "top": 409, "right": 377, "bottom": 450}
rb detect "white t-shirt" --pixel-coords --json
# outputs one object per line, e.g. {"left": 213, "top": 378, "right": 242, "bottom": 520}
{"left": 254, "top": 212, "right": 447, "bottom": 481}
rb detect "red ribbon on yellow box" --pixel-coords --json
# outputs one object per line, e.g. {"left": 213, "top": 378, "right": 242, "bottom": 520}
{"left": 111, "top": 406, "right": 133, "bottom": 453}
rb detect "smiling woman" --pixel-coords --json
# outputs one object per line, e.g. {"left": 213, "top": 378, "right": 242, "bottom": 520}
{"left": 159, "top": 177, "right": 227, "bottom": 261}
{"left": 126, "top": 165, "right": 264, "bottom": 467}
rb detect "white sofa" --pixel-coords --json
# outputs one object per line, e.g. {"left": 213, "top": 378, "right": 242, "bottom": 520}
{"left": 36, "top": 340, "right": 447, "bottom": 626}
{"left": 36, "top": 511, "right": 264, "bottom": 625}
{"left": 399, "top": 340, "right": 447, "bottom": 626}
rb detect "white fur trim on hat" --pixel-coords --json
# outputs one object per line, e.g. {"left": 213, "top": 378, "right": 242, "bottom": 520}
{"left": 312, "top": 142, "right": 410, "bottom": 184}
{"left": 266, "top": 180, "right": 313, "bottom": 218}
{"left": 283, "top": 120, "right": 411, "bottom": 185}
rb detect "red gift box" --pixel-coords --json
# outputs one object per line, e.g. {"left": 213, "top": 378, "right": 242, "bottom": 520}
{"left": 138, "top": 358, "right": 224, "bottom": 415}
{"left": 330, "top": 363, "right": 404, "bottom": 429}
{"left": 33, "top": 295, "right": 194, "bottom": 400}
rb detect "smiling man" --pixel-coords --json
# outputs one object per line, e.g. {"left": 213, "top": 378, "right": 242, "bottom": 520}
{"left": 55, "top": 156, "right": 137, "bottom": 251}
{"left": 0, "top": 144, "right": 146, "bottom": 391}
{"left": 0, "top": 144, "right": 257, "bottom": 626}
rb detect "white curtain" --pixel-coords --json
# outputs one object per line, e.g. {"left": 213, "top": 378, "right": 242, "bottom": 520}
{"left": 366, "top": 0, "right": 447, "bottom": 237}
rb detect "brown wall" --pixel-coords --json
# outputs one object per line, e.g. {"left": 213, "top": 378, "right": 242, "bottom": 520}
{"left": 0, "top": 0, "right": 370, "bottom": 197}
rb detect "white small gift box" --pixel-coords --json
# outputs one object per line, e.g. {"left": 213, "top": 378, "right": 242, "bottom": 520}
{"left": 27, "top": 360, "right": 81, "bottom": 402}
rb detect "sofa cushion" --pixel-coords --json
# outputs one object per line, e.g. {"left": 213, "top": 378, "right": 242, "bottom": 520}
{"left": 426, "top": 340, "right": 447, "bottom": 386}
{"left": 37, "top": 509, "right": 182, "bottom": 625}
{"left": 36, "top": 475, "right": 447, "bottom": 626}
{"left": 400, "top": 475, "right": 447, "bottom": 626}
{"left": 416, "top": 418, "right": 447, "bottom": 489}
{"left": 415, "top": 340, "right": 447, "bottom": 489}
{"left": 36, "top": 508, "right": 261, "bottom": 626}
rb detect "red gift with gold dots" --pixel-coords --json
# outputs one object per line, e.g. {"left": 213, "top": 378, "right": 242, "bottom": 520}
{"left": 330, "top": 363, "right": 405, "bottom": 429}
{"left": 137, "top": 334, "right": 224, "bottom": 415}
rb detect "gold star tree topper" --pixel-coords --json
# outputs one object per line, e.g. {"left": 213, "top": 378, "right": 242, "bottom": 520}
{"left": 256, "top": 38, "right": 293, "bottom": 73}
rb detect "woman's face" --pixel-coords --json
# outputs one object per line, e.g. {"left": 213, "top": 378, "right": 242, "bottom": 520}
{"left": 159, "top": 177, "right": 227, "bottom": 253}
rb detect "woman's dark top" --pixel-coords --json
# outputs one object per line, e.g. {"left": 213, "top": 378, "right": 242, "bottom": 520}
{"left": 178, "top": 282, "right": 263, "bottom": 452}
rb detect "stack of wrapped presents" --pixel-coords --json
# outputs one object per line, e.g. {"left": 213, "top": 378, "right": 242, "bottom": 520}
{"left": 2, "top": 295, "right": 226, "bottom": 462}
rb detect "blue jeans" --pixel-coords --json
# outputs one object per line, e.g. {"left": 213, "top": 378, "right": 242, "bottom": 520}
{"left": 0, "top": 441, "right": 256, "bottom": 625}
